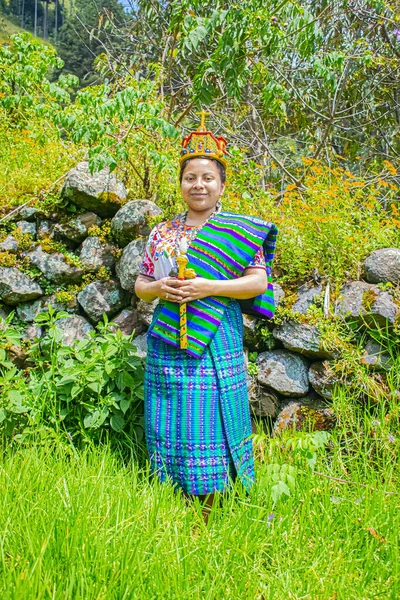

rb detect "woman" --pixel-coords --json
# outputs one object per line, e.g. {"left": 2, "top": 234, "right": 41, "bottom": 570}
{"left": 135, "top": 120, "right": 278, "bottom": 516}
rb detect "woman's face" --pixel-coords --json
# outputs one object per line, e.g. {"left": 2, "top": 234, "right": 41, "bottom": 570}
{"left": 180, "top": 158, "right": 225, "bottom": 213}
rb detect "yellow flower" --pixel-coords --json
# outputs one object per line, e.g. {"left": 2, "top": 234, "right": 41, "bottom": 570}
{"left": 384, "top": 160, "right": 397, "bottom": 176}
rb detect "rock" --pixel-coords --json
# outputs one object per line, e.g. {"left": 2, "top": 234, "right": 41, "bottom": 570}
{"left": 110, "top": 308, "right": 144, "bottom": 336}
{"left": 248, "top": 379, "right": 279, "bottom": 418}
{"left": 0, "top": 235, "right": 18, "bottom": 253}
{"left": 25, "top": 245, "right": 84, "bottom": 284}
{"left": 273, "top": 396, "right": 336, "bottom": 434}
{"left": 0, "top": 267, "right": 43, "bottom": 305}
{"left": 111, "top": 200, "right": 163, "bottom": 246}
{"left": 116, "top": 239, "right": 146, "bottom": 291}
{"left": 243, "top": 314, "right": 258, "bottom": 347}
{"left": 48, "top": 293, "right": 79, "bottom": 314}
{"left": 18, "top": 206, "right": 37, "bottom": 221}
{"left": 136, "top": 298, "right": 158, "bottom": 327}
{"left": 16, "top": 294, "right": 77, "bottom": 322}
{"left": 273, "top": 320, "right": 337, "bottom": 360}
{"left": 256, "top": 349, "right": 309, "bottom": 397}
{"left": 132, "top": 333, "right": 148, "bottom": 359}
{"left": 54, "top": 315, "right": 94, "bottom": 347}
{"left": 16, "top": 220, "right": 36, "bottom": 237}
{"left": 77, "top": 280, "right": 131, "bottom": 323}
{"left": 22, "top": 323, "right": 43, "bottom": 342}
{"left": 363, "top": 248, "right": 400, "bottom": 284}
{"left": 17, "top": 297, "right": 49, "bottom": 322}
{"left": 53, "top": 212, "right": 101, "bottom": 244}
{"left": 292, "top": 281, "right": 323, "bottom": 314}
{"left": 335, "top": 281, "right": 399, "bottom": 328}
{"left": 308, "top": 361, "right": 339, "bottom": 400}
{"left": 37, "top": 220, "right": 55, "bottom": 239}
{"left": 79, "top": 236, "right": 115, "bottom": 272}
{"left": 274, "top": 283, "right": 285, "bottom": 308}
{"left": 361, "top": 339, "right": 392, "bottom": 371}
{"left": 62, "top": 161, "right": 127, "bottom": 218}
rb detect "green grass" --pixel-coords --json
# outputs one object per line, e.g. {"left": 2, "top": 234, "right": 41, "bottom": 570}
{"left": 0, "top": 384, "right": 399, "bottom": 600}
{"left": 0, "top": 14, "right": 49, "bottom": 45}
{"left": 0, "top": 15, "right": 22, "bottom": 44}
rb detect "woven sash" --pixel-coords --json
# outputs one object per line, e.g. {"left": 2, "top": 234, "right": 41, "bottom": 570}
{"left": 150, "top": 212, "right": 278, "bottom": 358}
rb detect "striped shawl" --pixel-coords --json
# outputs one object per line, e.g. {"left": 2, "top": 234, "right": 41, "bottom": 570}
{"left": 150, "top": 212, "right": 278, "bottom": 358}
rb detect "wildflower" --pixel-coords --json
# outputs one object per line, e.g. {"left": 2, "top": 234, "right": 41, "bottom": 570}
{"left": 371, "top": 420, "right": 381, "bottom": 426}
{"left": 387, "top": 433, "right": 395, "bottom": 443}
{"left": 267, "top": 513, "right": 275, "bottom": 521}
{"left": 393, "top": 29, "right": 400, "bottom": 41}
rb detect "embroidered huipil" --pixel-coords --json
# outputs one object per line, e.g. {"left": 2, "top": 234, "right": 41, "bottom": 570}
{"left": 139, "top": 219, "right": 266, "bottom": 280}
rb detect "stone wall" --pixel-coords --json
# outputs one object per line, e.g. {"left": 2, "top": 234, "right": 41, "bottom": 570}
{"left": 1, "top": 162, "right": 399, "bottom": 433}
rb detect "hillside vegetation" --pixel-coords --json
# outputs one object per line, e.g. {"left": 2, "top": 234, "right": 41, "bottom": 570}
{"left": 0, "top": 2, "right": 400, "bottom": 596}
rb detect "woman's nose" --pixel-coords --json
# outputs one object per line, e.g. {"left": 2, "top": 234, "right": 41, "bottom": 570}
{"left": 193, "top": 178, "right": 204, "bottom": 188}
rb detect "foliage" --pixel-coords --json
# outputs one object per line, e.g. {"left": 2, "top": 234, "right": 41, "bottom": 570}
{"left": 0, "top": 33, "right": 181, "bottom": 209}
{"left": 124, "top": 0, "right": 400, "bottom": 188}
{"left": 0, "top": 32, "right": 78, "bottom": 121}
{"left": 253, "top": 430, "right": 331, "bottom": 503}
{"left": 223, "top": 155, "right": 400, "bottom": 287}
{"left": 55, "top": 72, "right": 179, "bottom": 182}
{"left": 55, "top": 0, "right": 126, "bottom": 83}
{"left": 0, "top": 308, "right": 145, "bottom": 453}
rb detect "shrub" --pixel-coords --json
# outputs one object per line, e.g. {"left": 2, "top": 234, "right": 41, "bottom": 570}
{"left": 0, "top": 308, "right": 145, "bottom": 455}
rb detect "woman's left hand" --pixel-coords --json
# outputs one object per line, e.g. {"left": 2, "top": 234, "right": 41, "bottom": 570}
{"left": 175, "top": 277, "right": 212, "bottom": 303}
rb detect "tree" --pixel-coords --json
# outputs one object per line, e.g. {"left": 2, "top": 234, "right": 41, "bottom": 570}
{"left": 107, "top": 0, "right": 400, "bottom": 195}
{"left": 55, "top": 0, "right": 126, "bottom": 83}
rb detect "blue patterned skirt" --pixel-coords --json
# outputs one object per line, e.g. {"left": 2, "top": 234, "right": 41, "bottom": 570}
{"left": 144, "top": 299, "right": 255, "bottom": 496}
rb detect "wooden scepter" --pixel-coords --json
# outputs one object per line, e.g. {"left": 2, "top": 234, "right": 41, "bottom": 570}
{"left": 176, "top": 238, "right": 196, "bottom": 350}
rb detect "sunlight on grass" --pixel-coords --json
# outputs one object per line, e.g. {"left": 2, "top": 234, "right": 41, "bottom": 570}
{"left": 0, "top": 388, "right": 399, "bottom": 600}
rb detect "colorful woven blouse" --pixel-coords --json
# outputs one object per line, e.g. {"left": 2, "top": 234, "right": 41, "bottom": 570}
{"left": 139, "top": 218, "right": 266, "bottom": 280}
{"left": 140, "top": 212, "right": 278, "bottom": 359}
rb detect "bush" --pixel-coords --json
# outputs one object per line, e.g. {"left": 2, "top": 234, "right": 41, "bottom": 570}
{"left": 0, "top": 308, "right": 145, "bottom": 455}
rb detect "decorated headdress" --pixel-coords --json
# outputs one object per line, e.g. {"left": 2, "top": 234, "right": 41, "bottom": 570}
{"left": 180, "top": 110, "right": 228, "bottom": 169}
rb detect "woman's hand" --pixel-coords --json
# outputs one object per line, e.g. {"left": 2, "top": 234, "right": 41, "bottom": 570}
{"left": 175, "top": 277, "right": 212, "bottom": 303}
{"left": 156, "top": 277, "right": 184, "bottom": 303}
{"left": 176, "top": 269, "right": 267, "bottom": 303}
{"left": 134, "top": 275, "right": 184, "bottom": 303}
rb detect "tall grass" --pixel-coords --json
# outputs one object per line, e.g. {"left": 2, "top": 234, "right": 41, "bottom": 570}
{"left": 1, "top": 373, "right": 399, "bottom": 600}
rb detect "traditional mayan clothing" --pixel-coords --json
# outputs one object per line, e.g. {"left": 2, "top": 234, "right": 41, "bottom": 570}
{"left": 140, "top": 212, "right": 278, "bottom": 495}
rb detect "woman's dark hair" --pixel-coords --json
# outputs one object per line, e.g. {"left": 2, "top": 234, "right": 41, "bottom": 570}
{"left": 179, "top": 157, "right": 226, "bottom": 185}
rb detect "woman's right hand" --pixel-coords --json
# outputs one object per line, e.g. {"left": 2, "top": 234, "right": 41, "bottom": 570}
{"left": 155, "top": 277, "right": 184, "bottom": 303}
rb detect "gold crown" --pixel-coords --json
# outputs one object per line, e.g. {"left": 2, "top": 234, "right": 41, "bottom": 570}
{"left": 180, "top": 110, "right": 228, "bottom": 169}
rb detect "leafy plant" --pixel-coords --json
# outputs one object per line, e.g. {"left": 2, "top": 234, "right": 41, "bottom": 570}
{"left": 254, "top": 430, "right": 331, "bottom": 504}
{"left": 0, "top": 307, "right": 146, "bottom": 454}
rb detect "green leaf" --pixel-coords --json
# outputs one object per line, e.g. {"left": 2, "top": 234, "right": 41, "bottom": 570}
{"left": 8, "top": 390, "right": 23, "bottom": 404}
{"left": 271, "top": 481, "right": 291, "bottom": 504}
{"left": 9, "top": 404, "right": 30, "bottom": 414}
{"left": 135, "top": 385, "right": 145, "bottom": 400}
{"left": 71, "top": 384, "right": 83, "bottom": 399}
{"left": 110, "top": 413, "right": 125, "bottom": 432}
{"left": 119, "top": 397, "right": 131, "bottom": 414}
{"left": 84, "top": 408, "right": 109, "bottom": 429}
{"left": 87, "top": 381, "right": 102, "bottom": 394}
{"left": 0, "top": 408, "right": 7, "bottom": 423}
